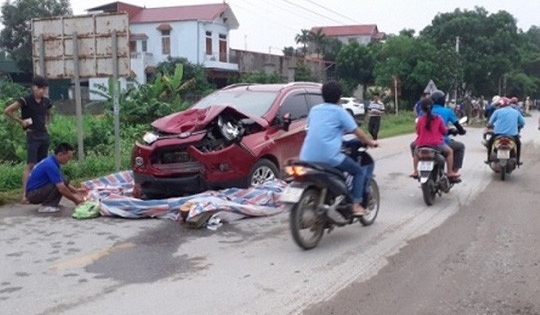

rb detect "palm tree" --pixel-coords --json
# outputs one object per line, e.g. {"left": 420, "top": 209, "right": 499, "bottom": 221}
{"left": 295, "top": 29, "right": 311, "bottom": 56}
{"left": 309, "top": 28, "right": 326, "bottom": 59}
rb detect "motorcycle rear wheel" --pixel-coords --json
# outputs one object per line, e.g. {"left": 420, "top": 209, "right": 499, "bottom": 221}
{"left": 359, "top": 179, "right": 380, "bottom": 226}
{"left": 290, "top": 188, "right": 325, "bottom": 250}
{"left": 500, "top": 165, "right": 506, "bottom": 181}
{"left": 421, "top": 178, "right": 436, "bottom": 206}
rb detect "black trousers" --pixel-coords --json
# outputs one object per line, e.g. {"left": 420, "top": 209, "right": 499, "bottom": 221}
{"left": 368, "top": 116, "right": 381, "bottom": 140}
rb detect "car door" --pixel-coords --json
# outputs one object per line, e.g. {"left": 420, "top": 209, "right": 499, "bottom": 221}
{"left": 274, "top": 91, "right": 310, "bottom": 165}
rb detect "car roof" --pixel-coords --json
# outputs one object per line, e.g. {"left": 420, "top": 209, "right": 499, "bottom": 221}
{"left": 221, "top": 82, "right": 321, "bottom": 92}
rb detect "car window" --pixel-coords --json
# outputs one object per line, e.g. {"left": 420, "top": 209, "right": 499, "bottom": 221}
{"left": 191, "top": 90, "right": 279, "bottom": 117}
{"left": 306, "top": 93, "right": 323, "bottom": 110}
{"left": 278, "top": 93, "right": 309, "bottom": 121}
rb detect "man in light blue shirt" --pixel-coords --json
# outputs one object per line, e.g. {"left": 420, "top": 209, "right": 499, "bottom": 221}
{"left": 486, "top": 99, "right": 525, "bottom": 165}
{"left": 430, "top": 90, "right": 467, "bottom": 172}
{"left": 300, "top": 81, "right": 378, "bottom": 216}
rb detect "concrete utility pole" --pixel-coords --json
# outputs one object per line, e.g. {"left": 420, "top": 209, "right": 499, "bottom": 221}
{"left": 454, "top": 36, "right": 460, "bottom": 102}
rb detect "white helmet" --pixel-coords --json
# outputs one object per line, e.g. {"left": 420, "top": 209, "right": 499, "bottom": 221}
{"left": 491, "top": 95, "right": 501, "bottom": 105}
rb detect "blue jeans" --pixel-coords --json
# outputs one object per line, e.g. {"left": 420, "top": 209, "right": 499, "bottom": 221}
{"left": 336, "top": 156, "right": 366, "bottom": 204}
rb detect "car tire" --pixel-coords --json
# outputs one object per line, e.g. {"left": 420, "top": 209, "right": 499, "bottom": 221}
{"left": 346, "top": 109, "right": 354, "bottom": 116}
{"left": 248, "top": 159, "right": 279, "bottom": 186}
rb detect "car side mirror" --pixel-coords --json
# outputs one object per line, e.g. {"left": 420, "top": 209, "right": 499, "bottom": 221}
{"left": 281, "top": 113, "right": 292, "bottom": 131}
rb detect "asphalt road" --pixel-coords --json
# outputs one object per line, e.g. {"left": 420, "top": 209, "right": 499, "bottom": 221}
{"left": 304, "top": 119, "right": 540, "bottom": 315}
{"left": 1, "top": 112, "right": 539, "bottom": 315}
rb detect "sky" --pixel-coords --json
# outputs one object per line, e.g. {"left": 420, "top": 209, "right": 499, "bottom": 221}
{"left": 69, "top": 0, "right": 540, "bottom": 54}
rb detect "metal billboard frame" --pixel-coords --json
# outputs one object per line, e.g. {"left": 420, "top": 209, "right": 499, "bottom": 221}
{"left": 31, "top": 13, "right": 130, "bottom": 169}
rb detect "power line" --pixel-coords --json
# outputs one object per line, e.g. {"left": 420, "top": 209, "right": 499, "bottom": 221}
{"left": 276, "top": 0, "right": 345, "bottom": 25}
{"left": 300, "top": 0, "right": 360, "bottom": 24}
{"left": 228, "top": 1, "right": 299, "bottom": 32}
{"left": 233, "top": 0, "right": 339, "bottom": 29}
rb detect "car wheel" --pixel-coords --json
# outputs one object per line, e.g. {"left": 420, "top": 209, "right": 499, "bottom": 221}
{"left": 248, "top": 159, "right": 279, "bottom": 186}
{"left": 346, "top": 109, "right": 354, "bottom": 116}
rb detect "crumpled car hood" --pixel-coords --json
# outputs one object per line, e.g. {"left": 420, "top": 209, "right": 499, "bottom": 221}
{"left": 151, "top": 105, "right": 269, "bottom": 134}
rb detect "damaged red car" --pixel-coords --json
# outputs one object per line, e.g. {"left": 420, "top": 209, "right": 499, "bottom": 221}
{"left": 131, "top": 82, "right": 323, "bottom": 199}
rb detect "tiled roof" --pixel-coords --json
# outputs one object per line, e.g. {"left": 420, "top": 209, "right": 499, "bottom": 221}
{"left": 312, "top": 24, "right": 380, "bottom": 37}
{"left": 86, "top": 2, "right": 238, "bottom": 28}
{"left": 130, "top": 3, "right": 229, "bottom": 23}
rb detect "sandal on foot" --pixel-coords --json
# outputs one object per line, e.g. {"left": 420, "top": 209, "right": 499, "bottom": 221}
{"left": 351, "top": 205, "right": 367, "bottom": 217}
{"left": 409, "top": 173, "right": 419, "bottom": 179}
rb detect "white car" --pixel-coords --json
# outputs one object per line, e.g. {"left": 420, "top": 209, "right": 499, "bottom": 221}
{"left": 339, "top": 97, "right": 365, "bottom": 117}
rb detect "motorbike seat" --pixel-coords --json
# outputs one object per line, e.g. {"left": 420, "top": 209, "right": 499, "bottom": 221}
{"left": 415, "top": 146, "right": 445, "bottom": 156}
{"left": 291, "top": 161, "right": 347, "bottom": 181}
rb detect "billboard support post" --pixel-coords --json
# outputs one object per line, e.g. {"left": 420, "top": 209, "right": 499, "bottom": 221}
{"left": 112, "top": 30, "right": 121, "bottom": 171}
{"left": 72, "top": 32, "right": 84, "bottom": 161}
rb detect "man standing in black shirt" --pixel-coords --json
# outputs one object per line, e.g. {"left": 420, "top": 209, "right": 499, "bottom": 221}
{"left": 4, "top": 76, "right": 53, "bottom": 203}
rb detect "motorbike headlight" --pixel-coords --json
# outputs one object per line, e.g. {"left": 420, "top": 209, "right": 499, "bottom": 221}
{"left": 142, "top": 131, "right": 159, "bottom": 144}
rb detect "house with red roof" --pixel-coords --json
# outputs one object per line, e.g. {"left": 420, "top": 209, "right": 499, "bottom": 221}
{"left": 86, "top": 1, "right": 239, "bottom": 85}
{"left": 311, "top": 24, "right": 385, "bottom": 46}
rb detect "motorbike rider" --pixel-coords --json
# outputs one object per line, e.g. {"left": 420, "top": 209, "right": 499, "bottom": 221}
{"left": 299, "top": 80, "right": 378, "bottom": 216}
{"left": 410, "top": 98, "right": 460, "bottom": 179}
{"left": 484, "top": 95, "right": 500, "bottom": 120}
{"left": 485, "top": 97, "right": 525, "bottom": 165}
{"left": 409, "top": 90, "right": 467, "bottom": 174}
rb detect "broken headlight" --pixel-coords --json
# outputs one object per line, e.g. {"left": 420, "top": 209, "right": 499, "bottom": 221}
{"left": 142, "top": 131, "right": 159, "bottom": 144}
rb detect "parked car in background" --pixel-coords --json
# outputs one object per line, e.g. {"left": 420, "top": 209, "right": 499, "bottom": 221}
{"left": 131, "top": 82, "right": 323, "bottom": 199}
{"left": 339, "top": 97, "right": 365, "bottom": 118}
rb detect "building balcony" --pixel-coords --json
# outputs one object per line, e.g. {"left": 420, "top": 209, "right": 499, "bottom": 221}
{"left": 204, "top": 53, "right": 238, "bottom": 71}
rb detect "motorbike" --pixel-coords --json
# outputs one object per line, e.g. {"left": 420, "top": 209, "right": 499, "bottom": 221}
{"left": 412, "top": 117, "right": 467, "bottom": 206}
{"left": 484, "top": 130, "right": 519, "bottom": 181}
{"left": 279, "top": 135, "right": 380, "bottom": 250}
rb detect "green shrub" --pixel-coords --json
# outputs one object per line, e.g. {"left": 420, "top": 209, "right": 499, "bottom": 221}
{"left": 0, "top": 162, "right": 24, "bottom": 191}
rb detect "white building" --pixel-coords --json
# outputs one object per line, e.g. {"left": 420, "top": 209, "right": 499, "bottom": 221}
{"left": 86, "top": 1, "right": 239, "bottom": 95}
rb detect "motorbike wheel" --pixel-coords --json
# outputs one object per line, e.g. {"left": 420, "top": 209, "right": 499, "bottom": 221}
{"left": 500, "top": 165, "right": 506, "bottom": 181}
{"left": 359, "top": 179, "right": 380, "bottom": 226}
{"left": 421, "top": 178, "right": 436, "bottom": 206}
{"left": 290, "top": 188, "right": 325, "bottom": 250}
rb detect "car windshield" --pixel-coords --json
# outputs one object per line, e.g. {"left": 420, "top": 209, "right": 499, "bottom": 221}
{"left": 191, "top": 90, "right": 280, "bottom": 117}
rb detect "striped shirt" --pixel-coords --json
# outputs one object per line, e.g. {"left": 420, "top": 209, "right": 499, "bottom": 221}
{"left": 368, "top": 100, "right": 385, "bottom": 116}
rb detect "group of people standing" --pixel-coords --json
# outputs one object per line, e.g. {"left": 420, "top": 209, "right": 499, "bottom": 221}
{"left": 3, "top": 76, "right": 86, "bottom": 212}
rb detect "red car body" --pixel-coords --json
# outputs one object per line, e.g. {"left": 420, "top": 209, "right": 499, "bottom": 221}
{"left": 131, "top": 82, "right": 323, "bottom": 199}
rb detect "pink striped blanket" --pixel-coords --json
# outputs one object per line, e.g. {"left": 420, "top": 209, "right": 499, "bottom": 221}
{"left": 82, "top": 171, "right": 287, "bottom": 224}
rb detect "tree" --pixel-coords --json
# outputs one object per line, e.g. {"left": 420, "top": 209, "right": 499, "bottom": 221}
{"left": 371, "top": 34, "right": 461, "bottom": 107}
{"left": 420, "top": 7, "right": 522, "bottom": 97}
{"left": 309, "top": 28, "right": 326, "bottom": 59}
{"left": 294, "top": 61, "right": 314, "bottom": 82}
{"left": 0, "top": 0, "right": 72, "bottom": 74}
{"left": 155, "top": 57, "right": 214, "bottom": 103}
{"left": 295, "top": 29, "right": 311, "bottom": 56}
{"left": 335, "top": 42, "right": 375, "bottom": 95}
{"left": 283, "top": 46, "right": 296, "bottom": 57}
{"left": 321, "top": 38, "right": 342, "bottom": 62}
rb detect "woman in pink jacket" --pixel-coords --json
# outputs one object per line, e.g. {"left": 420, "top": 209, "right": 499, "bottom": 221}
{"left": 410, "top": 98, "right": 460, "bottom": 179}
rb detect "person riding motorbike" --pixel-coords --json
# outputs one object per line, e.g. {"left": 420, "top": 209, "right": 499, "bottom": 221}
{"left": 509, "top": 96, "right": 525, "bottom": 116}
{"left": 410, "top": 98, "right": 460, "bottom": 179}
{"left": 409, "top": 90, "right": 466, "bottom": 174}
{"left": 484, "top": 95, "right": 500, "bottom": 120}
{"left": 299, "top": 80, "right": 378, "bottom": 216}
{"left": 485, "top": 97, "right": 525, "bottom": 165}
